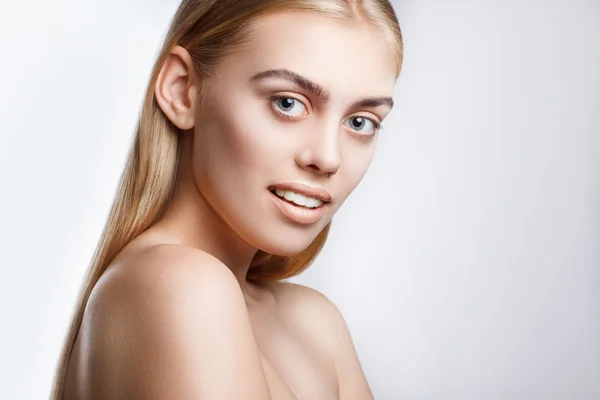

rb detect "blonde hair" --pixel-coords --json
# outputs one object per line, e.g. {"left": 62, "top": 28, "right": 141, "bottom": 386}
{"left": 50, "top": 0, "right": 403, "bottom": 398}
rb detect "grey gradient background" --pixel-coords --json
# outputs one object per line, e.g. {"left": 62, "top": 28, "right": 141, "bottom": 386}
{"left": 0, "top": 0, "right": 598, "bottom": 399}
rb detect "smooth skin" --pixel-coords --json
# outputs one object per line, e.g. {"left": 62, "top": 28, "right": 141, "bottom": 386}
{"left": 64, "top": 11, "right": 396, "bottom": 400}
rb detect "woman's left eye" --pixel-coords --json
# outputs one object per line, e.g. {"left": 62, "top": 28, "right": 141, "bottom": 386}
{"left": 344, "top": 116, "right": 381, "bottom": 135}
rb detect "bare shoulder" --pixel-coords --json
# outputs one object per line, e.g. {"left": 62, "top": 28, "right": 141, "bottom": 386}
{"left": 93, "top": 244, "right": 239, "bottom": 302}
{"left": 78, "top": 244, "right": 272, "bottom": 400}
{"left": 270, "top": 281, "right": 343, "bottom": 327}
{"left": 270, "top": 281, "right": 374, "bottom": 400}
{"left": 269, "top": 282, "right": 348, "bottom": 351}
{"left": 87, "top": 244, "right": 243, "bottom": 329}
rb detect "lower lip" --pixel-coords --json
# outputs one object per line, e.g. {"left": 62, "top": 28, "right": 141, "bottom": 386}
{"left": 268, "top": 190, "right": 327, "bottom": 225}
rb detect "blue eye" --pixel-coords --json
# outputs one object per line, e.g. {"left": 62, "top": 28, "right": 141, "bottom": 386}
{"left": 344, "top": 116, "right": 381, "bottom": 135}
{"left": 273, "top": 97, "right": 307, "bottom": 117}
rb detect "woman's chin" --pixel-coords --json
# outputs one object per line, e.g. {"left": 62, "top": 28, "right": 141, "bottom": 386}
{"left": 250, "top": 227, "right": 323, "bottom": 258}
{"left": 256, "top": 238, "right": 314, "bottom": 257}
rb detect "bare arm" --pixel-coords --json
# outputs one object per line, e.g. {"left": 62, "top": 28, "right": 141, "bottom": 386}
{"left": 81, "top": 244, "right": 272, "bottom": 400}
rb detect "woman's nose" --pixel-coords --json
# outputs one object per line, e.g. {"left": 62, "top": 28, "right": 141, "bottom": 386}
{"left": 294, "top": 128, "right": 341, "bottom": 177}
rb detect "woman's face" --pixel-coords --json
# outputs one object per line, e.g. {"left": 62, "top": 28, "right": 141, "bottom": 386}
{"left": 192, "top": 12, "right": 397, "bottom": 256}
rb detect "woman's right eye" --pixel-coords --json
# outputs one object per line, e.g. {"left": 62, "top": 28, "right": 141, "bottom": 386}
{"left": 272, "top": 97, "right": 307, "bottom": 118}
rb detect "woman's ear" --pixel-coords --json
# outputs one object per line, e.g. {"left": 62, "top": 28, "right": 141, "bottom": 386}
{"left": 154, "top": 45, "right": 200, "bottom": 130}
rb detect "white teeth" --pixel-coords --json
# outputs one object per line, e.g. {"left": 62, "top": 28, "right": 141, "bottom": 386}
{"left": 307, "top": 197, "right": 320, "bottom": 208}
{"left": 272, "top": 189, "right": 324, "bottom": 208}
{"left": 284, "top": 191, "right": 296, "bottom": 202}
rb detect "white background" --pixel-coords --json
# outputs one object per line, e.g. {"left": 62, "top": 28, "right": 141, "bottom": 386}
{"left": 1, "top": 1, "right": 599, "bottom": 399}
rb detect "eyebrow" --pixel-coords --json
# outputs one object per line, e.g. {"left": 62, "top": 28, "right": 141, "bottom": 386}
{"left": 250, "top": 68, "right": 394, "bottom": 110}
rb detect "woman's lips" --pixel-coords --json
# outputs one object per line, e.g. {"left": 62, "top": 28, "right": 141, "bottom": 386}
{"left": 268, "top": 189, "right": 327, "bottom": 225}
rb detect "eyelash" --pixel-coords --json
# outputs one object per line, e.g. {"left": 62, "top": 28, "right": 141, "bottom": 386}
{"left": 268, "top": 95, "right": 384, "bottom": 140}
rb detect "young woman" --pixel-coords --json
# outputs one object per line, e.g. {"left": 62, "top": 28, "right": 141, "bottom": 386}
{"left": 51, "top": 0, "right": 403, "bottom": 399}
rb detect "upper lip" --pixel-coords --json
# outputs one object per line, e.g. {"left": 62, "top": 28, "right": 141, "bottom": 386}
{"left": 269, "top": 182, "right": 332, "bottom": 203}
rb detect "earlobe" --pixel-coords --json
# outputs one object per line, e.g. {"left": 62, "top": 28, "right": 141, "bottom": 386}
{"left": 154, "top": 46, "right": 198, "bottom": 130}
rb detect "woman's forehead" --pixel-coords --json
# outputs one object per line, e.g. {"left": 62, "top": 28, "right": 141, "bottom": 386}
{"left": 215, "top": 12, "right": 397, "bottom": 97}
